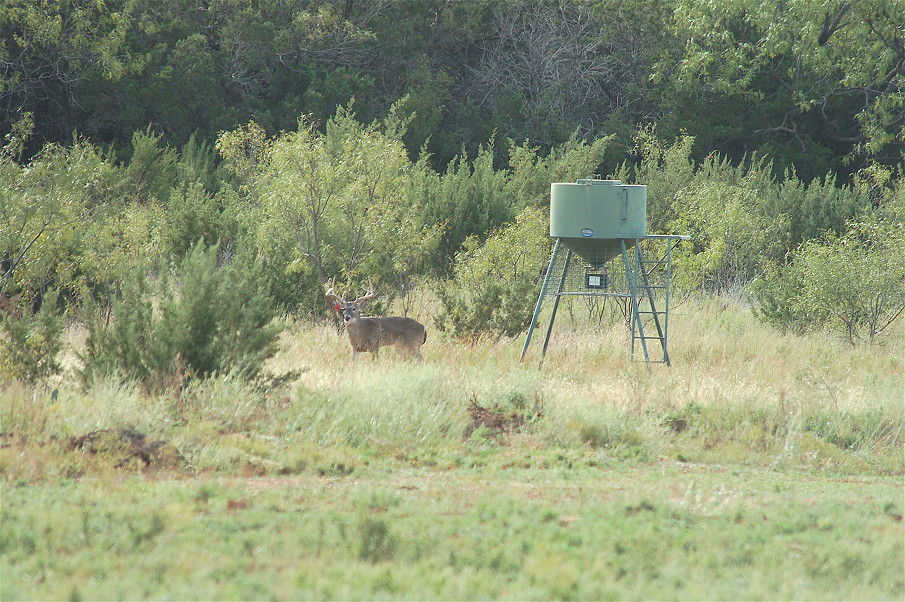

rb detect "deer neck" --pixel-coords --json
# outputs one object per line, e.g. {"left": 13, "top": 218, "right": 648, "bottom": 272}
{"left": 346, "top": 315, "right": 368, "bottom": 334}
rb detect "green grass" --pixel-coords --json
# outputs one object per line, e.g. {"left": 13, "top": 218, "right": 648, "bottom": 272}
{"left": 2, "top": 466, "right": 902, "bottom": 600}
{"left": 1, "top": 296, "right": 903, "bottom": 599}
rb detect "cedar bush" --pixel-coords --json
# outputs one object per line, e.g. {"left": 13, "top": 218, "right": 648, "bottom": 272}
{"left": 0, "top": 289, "right": 63, "bottom": 384}
{"left": 436, "top": 207, "right": 549, "bottom": 342}
{"left": 80, "top": 243, "right": 282, "bottom": 391}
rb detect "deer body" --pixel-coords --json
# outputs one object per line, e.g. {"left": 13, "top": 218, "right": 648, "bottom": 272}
{"left": 326, "top": 288, "right": 426, "bottom": 361}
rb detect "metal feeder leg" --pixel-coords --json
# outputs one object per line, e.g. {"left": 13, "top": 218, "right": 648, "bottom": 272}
{"left": 520, "top": 238, "right": 561, "bottom": 363}
{"left": 621, "top": 239, "right": 651, "bottom": 364}
{"left": 539, "top": 248, "right": 572, "bottom": 364}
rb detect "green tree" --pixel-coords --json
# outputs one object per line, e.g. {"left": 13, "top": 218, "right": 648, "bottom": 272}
{"left": 77, "top": 199, "right": 166, "bottom": 303}
{"left": 436, "top": 206, "right": 549, "bottom": 342}
{"left": 506, "top": 133, "right": 613, "bottom": 210}
{"left": 0, "top": 132, "right": 112, "bottom": 300}
{"left": 612, "top": 130, "right": 699, "bottom": 233}
{"left": 663, "top": 0, "right": 905, "bottom": 178}
{"left": 615, "top": 128, "right": 877, "bottom": 295}
{"left": 420, "top": 140, "right": 514, "bottom": 272}
{"left": 81, "top": 243, "right": 282, "bottom": 391}
{"left": 764, "top": 171, "right": 872, "bottom": 250}
{"left": 754, "top": 215, "right": 905, "bottom": 343}
{"left": 0, "top": 0, "right": 135, "bottom": 154}
{"left": 0, "top": 288, "right": 63, "bottom": 384}
{"left": 220, "top": 106, "right": 440, "bottom": 314}
{"left": 122, "top": 127, "right": 177, "bottom": 205}
{"left": 668, "top": 180, "right": 787, "bottom": 294}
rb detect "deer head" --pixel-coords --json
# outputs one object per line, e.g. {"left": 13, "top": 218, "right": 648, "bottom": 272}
{"left": 325, "top": 286, "right": 373, "bottom": 325}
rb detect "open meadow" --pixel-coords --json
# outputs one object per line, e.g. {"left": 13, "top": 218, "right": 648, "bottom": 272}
{"left": 1, "top": 297, "right": 903, "bottom": 600}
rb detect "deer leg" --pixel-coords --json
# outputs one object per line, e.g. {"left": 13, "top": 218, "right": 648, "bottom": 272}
{"left": 404, "top": 344, "right": 423, "bottom": 362}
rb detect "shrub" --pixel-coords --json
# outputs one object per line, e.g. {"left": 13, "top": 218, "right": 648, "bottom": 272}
{"left": 668, "top": 180, "right": 786, "bottom": 293}
{"left": 123, "top": 127, "right": 177, "bottom": 205}
{"left": 420, "top": 140, "right": 514, "bottom": 272}
{"left": 1, "top": 137, "right": 113, "bottom": 304}
{"left": 753, "top": 216, "right": 905, "bottom": 343}
{"left": 764, "top": 172, "right": 871, "bottom": 250}
{"left": 0, "top": 289, "right": 64, "bottom": 384}
{"left": 231, "top": 108, "right": 440, "bottom": 314}
{"left": 162, "top": 182, "right": 223, "bottom": 260}
{"left": 613, "top": 131, "right": 698, "bottom": 232}
{"left": 436, "top": 207, "right": 549, "bottom": 342}
{"left": 81, "top": 243, "right": 282, "bottom": 391}
{"left": 506, "top": 134, "right": 612, "bottom": 210}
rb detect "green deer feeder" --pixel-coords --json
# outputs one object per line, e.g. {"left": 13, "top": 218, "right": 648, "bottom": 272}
{"left": 521, "top": 178, "right": 688, "bottom": 366}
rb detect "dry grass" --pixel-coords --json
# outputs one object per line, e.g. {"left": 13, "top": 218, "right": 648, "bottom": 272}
{"left": 272, "top": 293, "right": 902, "bottom": 420}
{"left": 2, "top": 293, "right": 902, "bottom": 482}
{"left": 249, "top": 294, "right": 904, "bottom": 471}
{"left": 531, "top": 295, "right": 903, "bottom": 413}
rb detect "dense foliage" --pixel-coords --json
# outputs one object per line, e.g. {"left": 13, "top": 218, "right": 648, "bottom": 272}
{"left": 754, "top": 216, "right": 905, "bottom": 343}
{"left": 1, "top": 0, "right": 902, "bottom": 180}
{"left": 0, "top": 289, "right": 63, "bottom": 384}
{"left": 80, "top": 243, "right": 282, "bottom": 391}
{"left": 436, "top": 207, "right": 550, "bottom": 342}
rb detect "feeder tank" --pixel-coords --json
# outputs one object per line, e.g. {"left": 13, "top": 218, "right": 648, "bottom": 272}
{"left": 549, "top": 178, "right": 646, "bottom": 264}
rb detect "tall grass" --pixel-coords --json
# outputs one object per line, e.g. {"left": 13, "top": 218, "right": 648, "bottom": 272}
{"left": 1, "top": 295, "right": 902, "bottom": 480}
{"left": 258, "top": 295, "right": 903, "bottom": 472}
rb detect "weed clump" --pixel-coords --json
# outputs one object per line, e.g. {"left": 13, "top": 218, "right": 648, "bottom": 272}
{"left": 464, "top": 392, "right": 543, "bottom": 441}
{"left": 358, "top": 516, "right": 397, "bottom": 563}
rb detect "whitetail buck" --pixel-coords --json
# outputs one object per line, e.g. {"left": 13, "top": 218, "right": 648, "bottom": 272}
{"left": 325, "top": 287, "right": 426, "bottom": 361}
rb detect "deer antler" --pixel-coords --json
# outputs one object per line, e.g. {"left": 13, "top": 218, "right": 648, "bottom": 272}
{"left": 350, "top": 277, "right": 377, "bottom": 307}
{"left": 353, "top": 290, "right": 374, "bottom": 307}
{"left": 324, "top": 279, "right": 344, "bottom": 304}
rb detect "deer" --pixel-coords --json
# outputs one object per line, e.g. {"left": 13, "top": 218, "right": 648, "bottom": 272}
{"left": 325, "top": 286, "right": 427, "bottom": 361}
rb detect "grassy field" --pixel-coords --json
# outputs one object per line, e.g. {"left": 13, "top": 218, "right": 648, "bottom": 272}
{"left": 1, "top": 296, "right": 903, "bottom": 600}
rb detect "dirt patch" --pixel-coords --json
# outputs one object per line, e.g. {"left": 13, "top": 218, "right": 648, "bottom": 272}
{"left": 69, "top": 427, "right": 187, "bottom": 471}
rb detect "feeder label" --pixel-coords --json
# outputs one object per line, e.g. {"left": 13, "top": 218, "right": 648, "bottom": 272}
{"left": 580, "top": 228, "right": 594, "bottom": 237}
